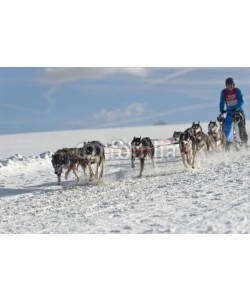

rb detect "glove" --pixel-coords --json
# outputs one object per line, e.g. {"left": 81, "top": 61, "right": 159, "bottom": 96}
{"left": 217, "top": 114, "right": 224, "bottom": 122}
{"left": 221, "top": 109, "right": 226, "bottom": 114}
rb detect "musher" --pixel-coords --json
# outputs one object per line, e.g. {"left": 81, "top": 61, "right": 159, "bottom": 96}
{"left": 219, "top": 77, "right": 248, "bottom": 149}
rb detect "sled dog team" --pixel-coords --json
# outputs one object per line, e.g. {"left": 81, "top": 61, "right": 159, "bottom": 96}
{"left": 175, "top": 121, "right": 226, "bottom": 169}
{"left": 51, "top": 137, "right": 156, "bottom": 185}
{"left": 51, "top": 121, "right": 230, "bottom": 185}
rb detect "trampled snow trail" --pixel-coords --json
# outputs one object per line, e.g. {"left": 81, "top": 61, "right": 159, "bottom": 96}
{"left": 1, "top": 141, "right": 250, "bottom": 233}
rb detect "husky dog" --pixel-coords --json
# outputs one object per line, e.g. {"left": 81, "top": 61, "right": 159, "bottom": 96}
{"left": 51, "top": 148, "right": 87, "bottom": 185}
{"left": 207, "top": 121, "right": 226, "bottom": 152}
{"left": 191, "top": 122, "right": 210, "bottom": 165}
{"left": 80, "top": 141, "right": 105, "bottom": 180}
{"left": 179, "top": 129, "right": 196, "bottom": 168}
{"left": 173, "top": 131, "right": 181, "bottom": 142}
{"left": 131, "top": 136, "right": 156, "bottom": 177}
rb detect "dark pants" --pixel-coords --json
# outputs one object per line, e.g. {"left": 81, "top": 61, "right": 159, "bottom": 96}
{"left": 223, "top": 111, "right": 248, "bottom": 143}
{"left": 238, "top": 111, "right": 248, "bottom": 143}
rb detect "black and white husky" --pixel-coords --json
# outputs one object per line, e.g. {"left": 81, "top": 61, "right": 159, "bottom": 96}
{"left": 131, "top": 136, "right": 156, "bottom": 177}
{"left": 191, "top": 122, "right": 210, "bottom": 165}
{"left": 179, "top": 129, "right": 196, "bottom": 168}
{"left": 207, "top": 121, "right": 226, "bottom": 152}
{"left": 172, "top": 131, "right": 182, "bottom": 142}
{"left": 80, "top": 141, "right": 105, "bottom": 180}
{"left": 51, "top": 148, "right": 87, "bottom": 185}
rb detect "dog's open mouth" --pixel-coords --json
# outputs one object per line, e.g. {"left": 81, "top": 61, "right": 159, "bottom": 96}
{"left": 180, "top": 143, "right": 189, "bottom": 153}
{"left": 208, "top": 129, "right": 217, "bottom": 137}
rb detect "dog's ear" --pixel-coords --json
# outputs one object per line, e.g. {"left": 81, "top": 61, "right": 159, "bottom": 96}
{"left": 198, "top": 121, "right": 200, "bottom": 125}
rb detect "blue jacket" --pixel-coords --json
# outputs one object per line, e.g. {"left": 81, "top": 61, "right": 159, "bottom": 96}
{"left": 220, "top": 87, "right": 244, "bottom": 113}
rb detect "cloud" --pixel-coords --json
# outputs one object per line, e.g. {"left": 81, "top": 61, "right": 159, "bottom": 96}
{"left": 92, "top": 102, "right": 146, "bottom": 122}
{"left": 146, "top": 68, "right": 199, "bottom": 86}
{"left": 42, "top": 87, "right": 57, "bottom": 114}
{"left": 123, "top": 102, "right": 146, "bottom": 117}
{"left": 37, "top": 67, "right": 149, "bottom": 84}
{"left": 96, "top": 102, "right": 215, "bottom": 128}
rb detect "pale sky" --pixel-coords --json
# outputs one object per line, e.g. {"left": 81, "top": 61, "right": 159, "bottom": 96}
{"left": 1, "top": 67, "right": 250, "bottom": 134}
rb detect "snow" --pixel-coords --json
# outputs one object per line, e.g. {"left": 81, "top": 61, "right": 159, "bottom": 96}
{"left": 1, "top": 122, "right": 250, "bottom": 234}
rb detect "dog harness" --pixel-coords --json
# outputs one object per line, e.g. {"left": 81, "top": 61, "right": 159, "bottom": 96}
{"left": 224, "top": 88, "right": 239, "bottom": 107}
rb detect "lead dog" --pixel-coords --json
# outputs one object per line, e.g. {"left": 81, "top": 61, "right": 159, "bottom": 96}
{"left": 51, "top": 148, "right": 87, "bottom": 185}
{"left": 179, "top": 129, "right": 196, "bottom": 168}
{"left": 131, "top": 136, "right": 155, "bottom": 177}
{"left": 80, "top": 140, "right": 105, "bottom": 180}
{"left": 207, "top": 121, "right": 226, "bottom": 152}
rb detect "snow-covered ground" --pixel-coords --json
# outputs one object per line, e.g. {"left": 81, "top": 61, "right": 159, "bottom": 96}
{"left": 1, "top": 123, "right": 250, "bottom": 233}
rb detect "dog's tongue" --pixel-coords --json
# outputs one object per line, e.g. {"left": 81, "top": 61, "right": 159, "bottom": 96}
{"left": 180, "top": 144, "right": 187, "bottom": 153}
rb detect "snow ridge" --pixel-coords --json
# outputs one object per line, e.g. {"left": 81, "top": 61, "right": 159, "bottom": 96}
{"left": 0, "top": 151, "right": 53, "bottom": 168}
